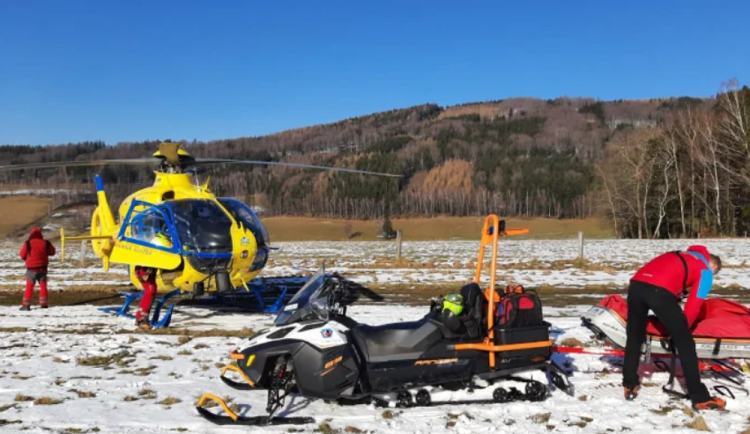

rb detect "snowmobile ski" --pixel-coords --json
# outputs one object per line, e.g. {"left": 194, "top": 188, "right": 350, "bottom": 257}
{"left": 196, "top": 393, "right": 315, "bottom": 426}
{"left": 219, "top": 362, "right": 258, "bottom": 391}
{"left": 196, "top": 406, "right": 315, "bottom": 426}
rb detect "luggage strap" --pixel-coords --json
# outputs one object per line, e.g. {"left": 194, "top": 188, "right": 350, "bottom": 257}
{"left": 25, "top": 239, "right": 51, "bottom": 256}
{"left": 673, "top": 251, "right": 689, "bottom": 297}
{"left": 712, "top": 338, "right": 722, "bottom": 356}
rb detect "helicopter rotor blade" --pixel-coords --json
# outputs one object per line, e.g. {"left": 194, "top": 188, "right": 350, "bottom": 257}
{"left": 0, "top": 158, "right": 161, "bottom": 172}
{"left": 0, "top": 155, "right": 402, "bottom": 178}
{"left": 357, "top": 286, "right": 385, "bottom": 302}
{"left": 344, "top": 280, "right": 385, "bottom": 302}
{"left": 193, "top": 158, "right": 402, "bottom": 178}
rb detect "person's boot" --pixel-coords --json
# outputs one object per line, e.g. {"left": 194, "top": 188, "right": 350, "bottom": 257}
{"left": 693, "top": 396, "right": 726, "bottom": 411}
{"left": 19, "top": 305, "right": 30, "bottom": 312}
{"left": 135, "top": 316, "right": 152, "bottom": 330}
{"left": 40, "top": 305, "right": 49, "bottom": 309}
{"left": 624, "top": 385, "right": 639, "bottom": 401}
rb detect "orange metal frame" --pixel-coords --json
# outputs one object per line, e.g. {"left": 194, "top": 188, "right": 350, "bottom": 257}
{"left": 464, "top": 215, "right": 533, "bottom": 368}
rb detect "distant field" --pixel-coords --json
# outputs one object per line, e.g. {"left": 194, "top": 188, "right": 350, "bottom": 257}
{"left": 263, "top": 216, "right": 613, "bottom": 241}
{"left": 0, "top": 196, "right": 52, "bottom": 236}
{"left": 0, "top": 194, "right": 613, "bottom": 241}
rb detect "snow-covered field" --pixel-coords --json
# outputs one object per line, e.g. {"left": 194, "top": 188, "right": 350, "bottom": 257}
{"left": 2, "top": 238, "right": 750, "bottom": 291}
{"left": 2, "top": 304, "right": 750, "bottom": 434}
{"left": 2, "top": 239, "right": 750, "bottom": 433}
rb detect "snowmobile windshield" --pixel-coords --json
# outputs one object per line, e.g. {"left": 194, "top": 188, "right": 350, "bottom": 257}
{"left": 275, "top": 267, "right": 331, "bottom": 326}
{"left": 165, "top": 199, "right": 234, "bottom": 253}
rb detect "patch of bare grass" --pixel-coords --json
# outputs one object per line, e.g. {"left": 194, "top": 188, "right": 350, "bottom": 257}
{"left": 33, "top": 397, "right": 64, "bottom": 405}
{"left": 138, "top": 389, "right": 156, "bottom": 400}
{"left": 194, "top": 343, "right": 209, "bottom": 350}
{"left": 134, "top": 365, "right": 157, "bottom": 376}
{"left": 650, "top": 404, "right": 680, "bottom": 415}
{"left": 76, "top": 353, "right": 134, "bottom": 369}
{"left": 0, "top": 404, "right": 16, "bottom": 412}
{"left": 11, "top": 374, "right": 32, "bottom": 380}
{"left": 529, "top": 413, "right": 551, "bottom": 424}
{"left": 559, "top": 338, "right": 588, "bottom": 348}
{"left": 14, "top": 395, "right": 34, "bottom": 402}
{"left": 70, "top": 390, "right": 96, "bottom": 398}
{"left": 150, "top": 355, "right": 173, "bottom": 361}
{"left": 687, "top": 416, "right": 710, "bottom": 431}
{"left": 157, "top": 397, "right": 182, "bottom": 406}
{"left": 0, "top": 327, "right": 29, "bottom": 333}
{"left": 0, "top": 419, "right": 22, "bottom": 426}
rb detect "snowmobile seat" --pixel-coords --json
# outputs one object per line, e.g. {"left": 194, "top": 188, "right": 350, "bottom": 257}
{"left": 352, "top": 317, "right": 444, "bottom": 363}
{"left": 442, "top": 283, "right": 485, "bottom": 338}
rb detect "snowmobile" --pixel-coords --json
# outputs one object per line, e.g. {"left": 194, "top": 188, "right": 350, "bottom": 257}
{"left": 579, "top": 294, "right": 750, "bottom": 400}
{"left": 196, "top": 215, "right": 570, "bottom": 426}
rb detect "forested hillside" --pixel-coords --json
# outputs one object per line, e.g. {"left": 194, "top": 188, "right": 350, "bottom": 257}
{"left": 1, "top": 82, "right": 748, "bottom": 239}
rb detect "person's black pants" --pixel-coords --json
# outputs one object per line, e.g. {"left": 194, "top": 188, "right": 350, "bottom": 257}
{"left": 622, "top": 280, "right": 710, "bottom": 403}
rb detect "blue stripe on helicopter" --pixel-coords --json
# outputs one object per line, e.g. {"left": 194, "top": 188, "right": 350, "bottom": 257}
{"left": 95, "top": 176, "right": 104, "bottom": 192}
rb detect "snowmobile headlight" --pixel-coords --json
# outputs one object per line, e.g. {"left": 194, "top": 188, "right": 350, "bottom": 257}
{"left": 443, "top": 293, "right": 464, "bottom": 316}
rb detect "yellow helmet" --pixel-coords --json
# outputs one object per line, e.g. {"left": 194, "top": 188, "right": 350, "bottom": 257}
{"left": 151, "top": 232, "right": 173, "bottom": 249}
{"left": 442, "top": 293, "right": 464, "bottom": 316}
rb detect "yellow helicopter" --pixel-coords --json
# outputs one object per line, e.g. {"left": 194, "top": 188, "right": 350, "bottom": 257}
{"left": 0, "top": 142, "right": 399, "bottom": 326}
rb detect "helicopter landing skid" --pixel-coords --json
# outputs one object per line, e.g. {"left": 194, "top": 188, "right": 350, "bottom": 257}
{"left": 98, "top": 289, "right": 180, "bottom": 329}
{"left": 184, "top": 275, "right": 310, "bottom": 314}
{"left": 99, "top": 276, "right": 318, "bottom": 328}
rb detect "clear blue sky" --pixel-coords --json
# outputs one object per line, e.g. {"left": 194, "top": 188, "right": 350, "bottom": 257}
{"left": 1, "top": 1, "right": 748, "bottom": 145}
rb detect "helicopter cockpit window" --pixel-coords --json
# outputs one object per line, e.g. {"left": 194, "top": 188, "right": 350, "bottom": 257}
{"left": 218, "top": 198, "right": 270, "bottom": 246}
{"left": 165, "top": 199, "right": 233, "bottom": 253}
{"left": 126, "top": 207, "right": 174, "bottom": 250}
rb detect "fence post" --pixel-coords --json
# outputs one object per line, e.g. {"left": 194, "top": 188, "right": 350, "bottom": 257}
{"left": 79, "top": 240, "right": 87, "bottom": 267}
{"left": 578, "top": 231, "right": 584, "bottom": 262}
{"left": 396, "top": 230, "right": 403, "bottom": 260}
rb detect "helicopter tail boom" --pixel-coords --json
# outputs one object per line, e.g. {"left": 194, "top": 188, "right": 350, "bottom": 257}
{"left": 59, "top": 228, "right": 111, "bottom": 262}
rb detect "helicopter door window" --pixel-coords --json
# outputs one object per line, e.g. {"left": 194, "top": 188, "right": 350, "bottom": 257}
{"left": 126, "top": 208, "right": 174, "bottom": 250}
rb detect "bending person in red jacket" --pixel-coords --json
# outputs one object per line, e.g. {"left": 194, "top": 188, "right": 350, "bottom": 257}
{"left": 19, "top": 227, "right": 56, "bottom": 311}
{"left": 623, "top": 245, "right": 724, "bottom": 410}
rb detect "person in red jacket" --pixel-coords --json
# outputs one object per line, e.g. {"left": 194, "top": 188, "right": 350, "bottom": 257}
{"left": 134, "top": 266, "right": 157, "bottom": 329}
{"left": 19, "top": 227, "right": 56, "bottom": 310}
{"left": 623, "top": 245, "right": 724, "bottom": 410}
